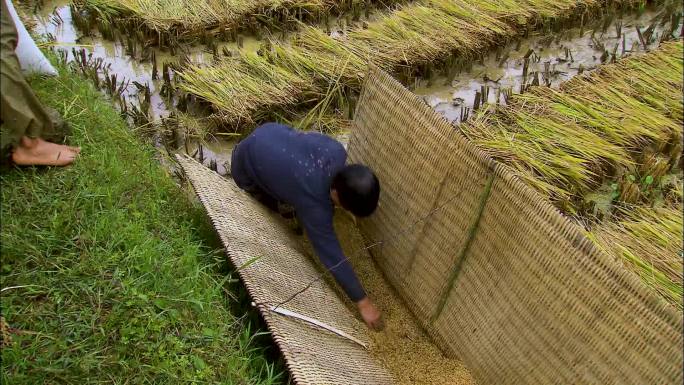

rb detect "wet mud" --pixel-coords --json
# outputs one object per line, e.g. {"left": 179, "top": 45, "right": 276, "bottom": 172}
{"left": 414, "top": 8, "right": 683, "bottom": 123}
{"left": 34, "top": 0, "right": 263, "bottom": 122}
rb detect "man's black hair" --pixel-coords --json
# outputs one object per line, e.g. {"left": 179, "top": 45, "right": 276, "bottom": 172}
{"left": 331, "top": 164, "right": 380, "bottom": 217}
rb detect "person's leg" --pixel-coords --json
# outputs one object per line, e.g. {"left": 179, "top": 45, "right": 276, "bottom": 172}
{"left": 229, "top": 141, "right": 300, "bottom": 233}
{"left": 229, "top": 143, "right": 251, "bottom": 190}
{"left": 1, "top": 0, "right": 78, "bottom": 166}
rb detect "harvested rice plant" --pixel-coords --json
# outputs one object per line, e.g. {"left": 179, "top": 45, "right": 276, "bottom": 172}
{"left": 460, "top": 41, "right": 683, "bottom": 309}
{"left": 589, "top": 204, "right": 683, "bottom": 308}
{"left": 72, "top": 0, "right": 401, "bottom": 45}
{"left": 462, "top": 42, "right": 682, "bottom": 208}
{"left": 175, "top": 0, "right": 677, "bottom": 130}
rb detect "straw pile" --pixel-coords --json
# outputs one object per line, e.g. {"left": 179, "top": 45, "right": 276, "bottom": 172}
{"left": 76, "top": 0, "right": 391, "bottom": 39}
{"left": 459, "top": 41, "right": 683, "bottom": 309}
{"left": 179, "top": 52, "right": 314, "bottom": 125}
{"left": 462, "top": 40, "right": 683, "bottom": 210}
{"left": 178, "top": 0, "right": 649, "bottom": 129}
{"left": 589, "top": 203, "right": 683, "bottom": 308}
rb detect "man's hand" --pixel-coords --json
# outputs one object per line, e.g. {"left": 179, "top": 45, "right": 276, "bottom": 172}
{"left": 356, "top": 297, "right": 384, "bottom": 331}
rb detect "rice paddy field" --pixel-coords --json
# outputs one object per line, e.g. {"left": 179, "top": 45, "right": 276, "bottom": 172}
{"left": 173, "top": 0, "right": 680, "bottom": 130}
{"left": 414, "top": 7, "right": 681, "bottom": 122}
{"left": 74, "top": 0, "right": 395, "bottom": 42}
{"left": 34, "top": 0, "right": 682, "bottom": 133}
{"left": 9, "top": 0, "right": 684, "bottom": 382}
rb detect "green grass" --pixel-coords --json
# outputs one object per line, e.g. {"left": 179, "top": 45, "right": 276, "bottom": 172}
{"left": 0, "top": 61, "right": 284, "bottom": 384}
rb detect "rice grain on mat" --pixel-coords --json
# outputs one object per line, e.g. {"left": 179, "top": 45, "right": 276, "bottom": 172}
{"left": 298, "top": 211, "right": 475, "bottom": 385}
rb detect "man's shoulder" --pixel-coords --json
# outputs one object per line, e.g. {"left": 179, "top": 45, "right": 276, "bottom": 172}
{"left": 318, "top": 132, "right": 345, "bottom": 149}
{"left": 305, "top": 132, "right": 346, "bottom": 161}
{"left": 253, "top": 123, "right": 345, "bottom": 155}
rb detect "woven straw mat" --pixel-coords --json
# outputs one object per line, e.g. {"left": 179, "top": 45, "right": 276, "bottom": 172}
{"left": 175, "top": 154, "right": 394, "bottom": 385}
{"left": 347, "top": 65, "right": 683, "bottom": 385}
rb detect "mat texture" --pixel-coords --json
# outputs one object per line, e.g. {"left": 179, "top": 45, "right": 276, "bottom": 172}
{"left": 347, "top": 66, "right": 684, "bottom": 385}
{"left": 175, "top": 154, "right": 394, "bottom": 385}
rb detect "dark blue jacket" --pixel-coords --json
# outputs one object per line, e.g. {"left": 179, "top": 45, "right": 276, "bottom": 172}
{"left": 230, "top": 123, "right": 366, "bottom": 302}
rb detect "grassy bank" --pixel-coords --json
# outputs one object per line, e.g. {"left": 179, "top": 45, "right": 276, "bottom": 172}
{"left": 0, "top": 61, "right": 283, "bottom": 383}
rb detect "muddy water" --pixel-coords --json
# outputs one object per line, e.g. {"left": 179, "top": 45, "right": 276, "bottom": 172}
{"left": 32, "top": 0, "right": 366, "bottom": 168}
{"left": 34, "top": 1, "right": 681, "bottom": 128}
{"left": 183, "top": 137, "right": 236, "bottom": 175}
{"left": 415, "top": 8, "right": 683, "bottom": 123}
{"left": 33, "top": 0, "right": 390, "bottom": 121}
{"left": 34, "top": 0, "right": 263, "bottom": 122}
{"left": 33, "top": 0, "right": 259, "bottom": 169}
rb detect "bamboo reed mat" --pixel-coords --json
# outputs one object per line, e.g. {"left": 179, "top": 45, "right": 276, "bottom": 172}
{"left": 347, "top": 65, "right": 684, "bottom": 385}
{"left": 175, "top": 154, "right": 394, "bottom": 385}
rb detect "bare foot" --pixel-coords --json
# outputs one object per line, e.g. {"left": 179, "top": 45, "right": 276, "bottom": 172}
{"left": 11, "top": 137, "right": 79, "bottom": 167}
{"left": 23, "top": 136, "right": 80, "bottom": 155}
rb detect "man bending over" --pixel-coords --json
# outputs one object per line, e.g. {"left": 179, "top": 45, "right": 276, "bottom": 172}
{"left": 231, "top": 123, "right": 383, "bottom": 330}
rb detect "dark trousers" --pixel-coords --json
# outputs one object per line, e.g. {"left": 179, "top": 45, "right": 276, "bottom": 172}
{"left": 0, "top": 0, "right": 63, "bottom": 156}
{"left": 230, "top": 143, "right": 299, "bottom": 233}
{"left": 230, "top": 142, "right": 284, "bottom": 213}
